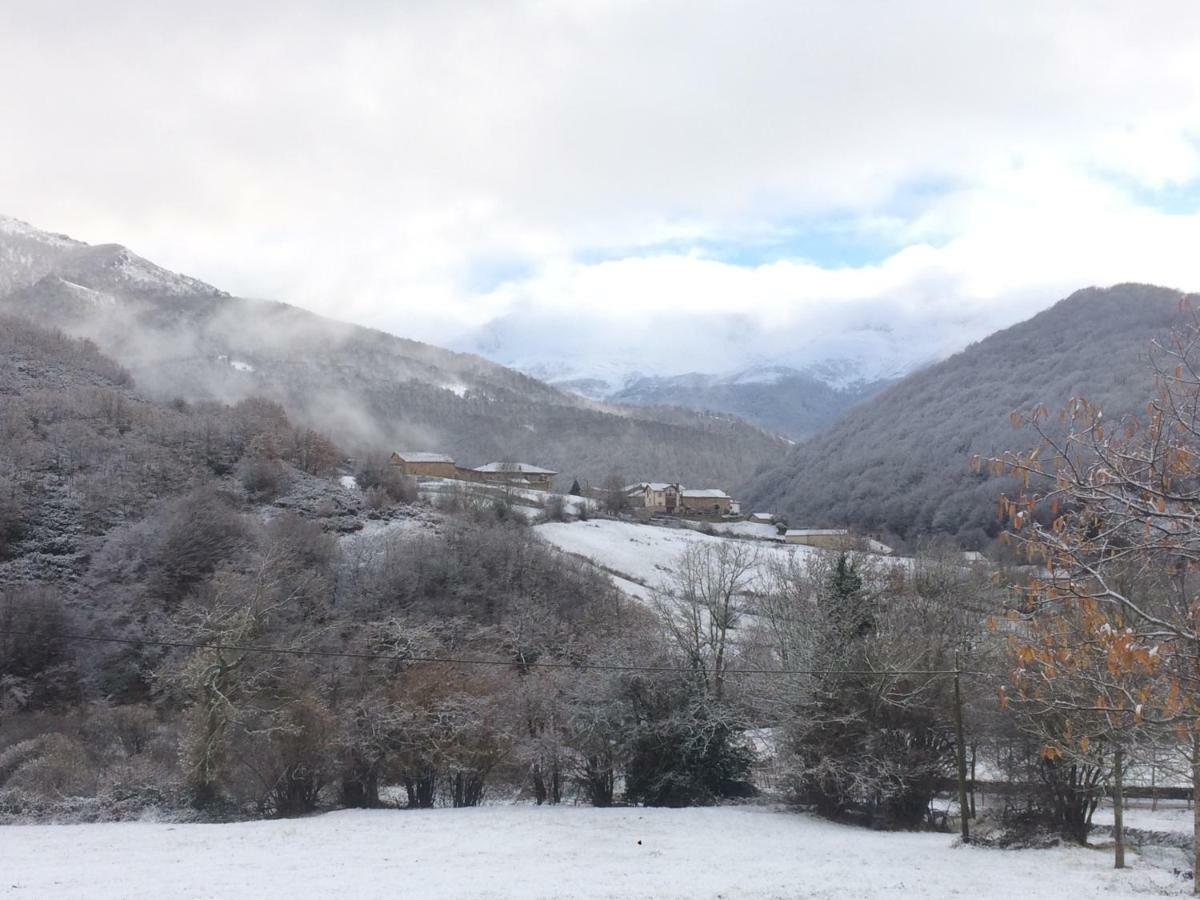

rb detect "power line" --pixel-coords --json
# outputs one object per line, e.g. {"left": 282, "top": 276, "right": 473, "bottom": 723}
{"left": 0, "top": 627, "right": 984, "bottom": 678}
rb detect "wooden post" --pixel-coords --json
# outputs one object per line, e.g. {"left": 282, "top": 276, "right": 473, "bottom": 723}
{"left": 1151, "top": 746, "right": 1158, "bottom": 812}
{"left": 969, "top": 741, "right": 977, "bottom": 819}
{"left": 1113, "top": 747, "right": 1125, "bottom": 869}
{"left": 953, "top": 650, "right": 970, "bottom": 843}
{"left": 1193, "top": 732, "right": 1199, "bottom": 896}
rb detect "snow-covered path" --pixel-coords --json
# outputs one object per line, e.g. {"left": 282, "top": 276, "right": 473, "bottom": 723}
{"left": 0, "top": 805, "right": 1186, "bottom": 898}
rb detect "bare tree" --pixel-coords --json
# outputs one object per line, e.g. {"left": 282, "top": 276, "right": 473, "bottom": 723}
{"left": 601, "top": 473, "right": 629, "bottom": 516}
{"left": 653, "top": 541, "right": 760, "bottom": 700}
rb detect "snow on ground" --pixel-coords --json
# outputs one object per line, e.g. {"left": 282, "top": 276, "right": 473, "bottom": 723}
{"left": 338, "top": 474, "right": 358, "bottom": 490}
{"left": 339, "top": 516, "right": 430, "bottom": 544}
{"left": 1094, "top": 798, "right": 1194, "bottom": 835}
{"left": 416, "top": 478, "right": 597, "bottom": 524}
{"left": 535, "top": 519, "right": 808, "bottom": 599}
{"left": 0, "top": 805, "right": 1184, "bottom": 899}
{"left": 698, "top": 520, "right": 782, "bottom": 541}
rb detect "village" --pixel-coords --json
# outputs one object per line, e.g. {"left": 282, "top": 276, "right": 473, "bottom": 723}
{"left": 389, "top": 450, "right": 894, "bottom": 554}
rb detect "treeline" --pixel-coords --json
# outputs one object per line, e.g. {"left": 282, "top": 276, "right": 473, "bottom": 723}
{"left": 0, "top": 508, "right": 758, "bottom": 818}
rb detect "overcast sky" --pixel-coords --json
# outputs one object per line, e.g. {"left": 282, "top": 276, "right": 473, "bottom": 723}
{"left": 3, "top": 1, "right": 1200, "bottom": 375}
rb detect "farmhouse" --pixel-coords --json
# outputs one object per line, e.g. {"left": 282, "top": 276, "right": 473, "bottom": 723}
{"left": 473, "top": 461, "right": 557, "bottom": 490}
{"left": 624, "top": 482, "right": 682, "bottom": 513}
{"left": 679, "top": 488, "right": 733, "bottom": 516}
{"left": 389, "top": 451, "right": 458, "bottom": 479}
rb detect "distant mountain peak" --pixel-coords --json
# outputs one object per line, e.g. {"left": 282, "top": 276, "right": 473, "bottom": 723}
{"left": 0, "top": 214, "right": 81, "bottom": 247}
{"left": 55, "top": 243, "right": 227, "bottom": 298}
{"left": 0, "top": 214, "right": 225, "bottom": 300}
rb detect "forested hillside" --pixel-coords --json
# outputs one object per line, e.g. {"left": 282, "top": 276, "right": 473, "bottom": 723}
{"left": 0, "top": 216, "right": 785, "bottom": 490}
{"left": 0, "top": 315, "right": 660, "bottom": 817}
{"left": 743, "top": 284, "right": 1193, "bottom": 547}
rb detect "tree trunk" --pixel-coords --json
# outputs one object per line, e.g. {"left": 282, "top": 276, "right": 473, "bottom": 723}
{"left": 531, "top": 766, "right": 547, "bottom": 805}
{"left": 1113, "top": 748, "right": 1125, "bottom": 869}
{"left": 341, "top": 771, "right": 380, "bottom": 808}
{"left": 969, "top": 742, "right": 977, "bottom": 820}
{"left": 1151, "top": 746, "right": 1158, "bottom": 812}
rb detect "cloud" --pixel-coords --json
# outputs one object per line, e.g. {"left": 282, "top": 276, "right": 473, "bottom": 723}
{"left": 2, "top": 1, "right": 1200, "bottom": 370}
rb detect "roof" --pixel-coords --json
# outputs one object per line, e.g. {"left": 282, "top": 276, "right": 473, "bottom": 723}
{"left": 626, "top": 482, "right": 677, "bottom": 492}
{"left": 682, "top": 489, "right": 730, "bottom": 499}
{"left": 393, "top": 451, "right": 455, "bottom": 464}
{"left": 475, "top": 462, "right": 558, "bottom": 475}
{"left": 785, "top": 528, "right": 849, "bottom": 537}
{"left": 750, "top": 512, "right": 774, "bottom": 522}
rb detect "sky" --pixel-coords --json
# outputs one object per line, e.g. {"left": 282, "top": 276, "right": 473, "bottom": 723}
{"left": 2, "top": 1, "right": 1200, "bottom": 381}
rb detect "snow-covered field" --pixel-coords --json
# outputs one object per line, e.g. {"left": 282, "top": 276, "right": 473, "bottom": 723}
{"left": 697, "top": 520, "right": 783, "bottom": 541}
{"left": 535, "top": 519, "right": 810, "bottom": 599}
{"left": 416, "top": 478, "right": 597, "bottom": 523}
{"left": 0, "top": 805, "right": 1185, "bottom": 899}
{"left": 1094, "top": 798, "right": 1194, "bottom": 835}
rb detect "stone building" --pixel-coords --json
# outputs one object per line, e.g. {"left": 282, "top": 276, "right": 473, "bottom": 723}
{"left": 390, "top": 451, "right": 459, "bottom": 479}
{"left": 472, "top": 461, "right": 557, "bottom": 490}
{"left": 679, "top": 488, "right": 733, "bottom": 516}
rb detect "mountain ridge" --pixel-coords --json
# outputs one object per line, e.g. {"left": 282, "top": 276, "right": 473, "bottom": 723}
{"left": 0, "top": 215, "right": 787, "bottom": 490}
{"left": 742, "top": 283, "right": 1192, "bottom": 546}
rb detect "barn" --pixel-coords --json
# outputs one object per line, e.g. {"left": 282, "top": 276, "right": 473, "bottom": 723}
{"left": 389, "top": 451, "right": 458, "bottom": 479}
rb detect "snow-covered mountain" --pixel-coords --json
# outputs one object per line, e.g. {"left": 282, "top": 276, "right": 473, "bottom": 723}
{"left": 461, "top": 311, "right": 930, "bottom": 437}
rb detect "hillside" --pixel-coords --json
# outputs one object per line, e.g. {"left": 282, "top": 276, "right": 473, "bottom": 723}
{"left": 0, "top": 216, "right": 786, "bottom": 489}
{"left": 742, "top": 284, "right": 1193, "bottom": 547}
{"left": 0, "top": 315, "right": 381, "bottom": 594}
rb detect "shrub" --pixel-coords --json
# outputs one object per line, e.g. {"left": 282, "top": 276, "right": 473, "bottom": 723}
{"left": 239, "top": 455, "right": 288, "bottom": 500}
{"left": 541, "top": 494, "right": 567, "bottom": 523}
{"left": 0, "top": 733, "right": 95, "bottom": 798}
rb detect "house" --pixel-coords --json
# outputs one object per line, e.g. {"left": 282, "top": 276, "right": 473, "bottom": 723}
{"left": 472, "top": 461, "right": 557, "bottom": 490}
{"left": 784, "top": 528, "right": 856, "bottom": 550}
{"left": 624, "top": 482, "right": 682, "bottom": 512}
{"left": 679, "top": 488, "right": 733, "bottom": 516}
{"left": 390, "top": 451, "right": 458, "bottom": 479}
{"left": 750, "top": 512, "right": 775, "bottom": 524}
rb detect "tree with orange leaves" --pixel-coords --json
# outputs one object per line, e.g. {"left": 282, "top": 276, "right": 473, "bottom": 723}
{"left": 984, "top": 301, "right": 1200, "bottom": 886}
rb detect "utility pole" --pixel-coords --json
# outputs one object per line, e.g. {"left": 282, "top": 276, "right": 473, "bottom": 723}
{"left": 1113, "top": 747, "right": 1125, "bottom": 869}
{"left": 953, "top": 648, "right": 970, "bottom": 844}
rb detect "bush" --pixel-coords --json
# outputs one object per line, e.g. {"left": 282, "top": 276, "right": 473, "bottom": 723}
{"left": 355, "top": 454, "right": 417, "bottom": 503}
{"left": 148, "top": 488, "right": 249, "bottom": 604}
{"left": 0, "top": 480, "right": 23, "bottom": 559}
{"left": 239, "top": 455, "right": 289, "bottom": 500}
{"left": 541, "top": 494, "right": 567, "bottom": 523}
{"left": 0, "top": 733, "right": 95, "bottom": 799}
{"left": 624, "top": 687, "right": 754, "bottom": 807}
{"left": 0, "top": 587, "right": 78, "bottom": 710}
